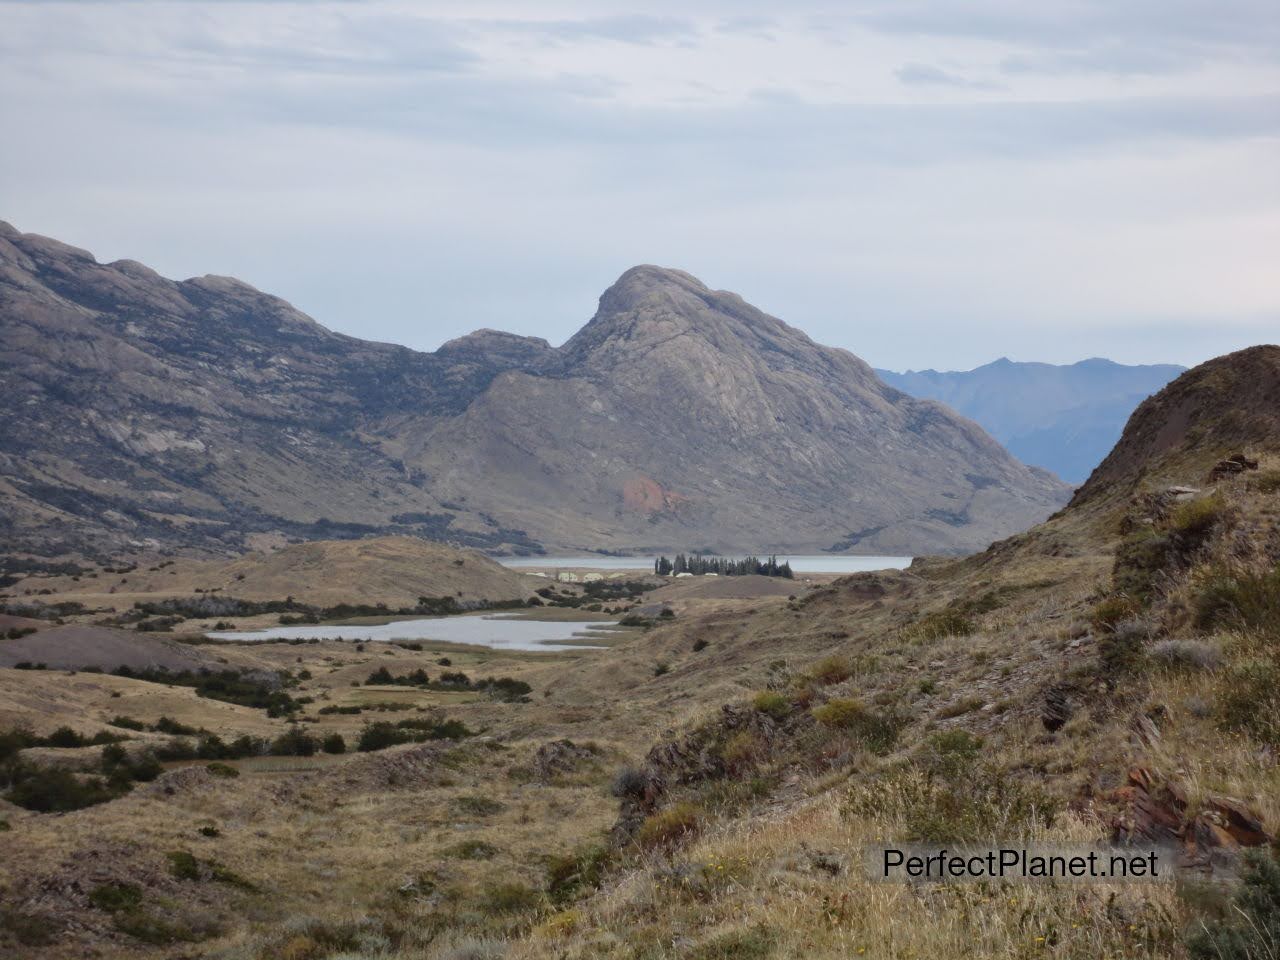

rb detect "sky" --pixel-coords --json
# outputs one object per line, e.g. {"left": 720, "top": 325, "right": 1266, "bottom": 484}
{"left": 1, "top": 0, "right": 1277, "bottom": 371}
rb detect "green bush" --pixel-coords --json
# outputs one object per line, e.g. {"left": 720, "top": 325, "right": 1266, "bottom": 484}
{"left": 636, "top": 802, "right": 699, "bottom": 848}
{"left": 845, "top": 761, "right": 1057, "bottom": 843}
{"left": 166, "top": 850, "right": 252, "bottom": 889}
{"left": 269, "top": 727, "right": 318, "bottom": 757}
{"left": 1194, "top": 565, "right": 1280, "bottom": 633}
{"left": 205, "top": 762, "right": 239, "bottom": 778}
{"left": 1169, "top": 494, "right": 1228, "bottom": 541}
{"left": 1112, "top": 528, "right": 1173, "bottom": 605}
{"left": 1187, "top": 849, "right": 1280, "bottom": 959}
{"left": 1091, "top": 595, "right": 1139, "bottom": 632}
{"left": 0, "top": 907, "right": 55, "bottom": 946}
{"left": 751, "top": 691, "right": 791, "bottom": 719}
{"left": 687, "top": 926, "right": 776, "bottom": 960}
{"left": 1098, "top": 621, "right": 1149, "bottom": 682}
{"left": 89, "top": 882, "right": 143, "bottom": 913}
{"left": 906, "top": 611, "right": 974, "bottom": 643}
{"left": 5, "top": 766, "right": 124, "bottom": 812}
{"left": 448, "top": 839, "right": 498, "bottom": 860}
{"left": 923, "top": 730, "right": 985, "bottom": 778}
{"left": 1216, "top": 634, "right": 1280, "bottom": 745}
{"left": 355, "top": 717, "right": 472, "bottom": 752}
{"left": 167, "top": 850, "right": 201, "bottom": 881}
{"left": 481, "top": 882, "right": 540, "bottom": 914}
{"left": 1254, "top": 469, "right": 1280, "bottom": 494}
{"left": 546, "top": 844, "right": 613, "bottom": 905}
{"left": 452, "top": 795, "right": 505, "bottom": 817}
{"left": 811, "top": 699, "right": 901, "bottom": 754}
{"left": 809, "top": 654, "right": 853, "bottom": 685}
{"left": 321, "top": 733, "right": 346, "bottom": 754}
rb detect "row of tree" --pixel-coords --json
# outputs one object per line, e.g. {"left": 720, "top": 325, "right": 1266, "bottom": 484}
{"left": 654, "top": 553, "right": 794, "bottom": 579}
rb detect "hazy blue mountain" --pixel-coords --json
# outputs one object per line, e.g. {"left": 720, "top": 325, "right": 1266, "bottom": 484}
{"left": 875, "top": 358, "right": 1186, "bottom": 484}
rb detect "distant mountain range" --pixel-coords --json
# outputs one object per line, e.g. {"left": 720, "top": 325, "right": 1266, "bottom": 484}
{"left": 0, "top": 221, "right": 1069, "bottom": 559}
{"left": 875, "top": 358, "right": 1186, "bottom": 484}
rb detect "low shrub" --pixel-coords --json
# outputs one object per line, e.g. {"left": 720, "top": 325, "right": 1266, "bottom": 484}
{"left": 845, "top": 762, "right": 1058, "bottom": 843}
{"left": 1091, "top": 596, "right": 1139, "bottom": 632}
{"left": 751, "top": 690, "right": 790, "bottom": 719}
{"left": 922, "top": 730, "right": 984, "bottom": 778}
{"left": 905, "top": 611, "right": 974, "bottom": 643}
{"left": 1169, "top": 494, "right": 1228, "bottom": 541}
{"left": 811, "top": 699, "right": 902, "bottom": 754}
{"left": 354, "top": 716, "right": 471, "bottom": 752}
{"left": 1215, "top": 634, "right": 1280, "bottom": 745}
{"left": 269, "top": 728, "right": 318, "bottom": 757}
{"left": 167, "top": 849, "right": 201, "bottom": 881}
{"left": 0, "top": 907, "right": 56, "bottom": 946}
{"left": 452, "top": 795, "right": 505, "bottom": 817}
{"left": 205, "top": 762, "right": 239, "bottom": 778}
{"left": 89, "top": 882, "right": 143, "bottom": 913}
{"left": 636, "top": 802, "right": 699, "bottom": 848}
{"left": 1098, "top": 620, "right": 1150, "bottom": 682}
{"left": 687, "top": 926, "right": 776, "bottom": 960}
{"left": 808, "top": 654, "right": 854, "bottom": 685}
{"left": 1187, "top": 849, "right": 1280, "bottom": 959}
{"left": 546, "top": 844, "right": 613, "bottom": 905}
{"left": 719, "top": 730, "right": 762, "bottom": 770}
{"left": 1254, "top": 469, "right": 1280, "bottom": 494}
{"left": 1150, "top": 638, "right": 1222, "bottom": 671}
{"left": 480, "top": 882, "right": 540, "bottom": 914}
{"left": 448, "top": 839, "right": 498, "bottom": 860}
{"left": 321, "top": 733, "right": 346, "bottom": 755}
{"left": 5, "top": 766, "right": 124, "bottom": 812}
{"left": 610, "top": 767, "right": 648, "bottom": 799}
{"left": 167, "top": 850, "right": 253, "bottom": 889}
{"left": 155, "top": 716, "right": 200, "bottom": 736}
{"left": 937, "top": 696, "right": 985, "bottom": 719}
{"left": 1194, "top": 565, "right": 1280, "bottom": 633}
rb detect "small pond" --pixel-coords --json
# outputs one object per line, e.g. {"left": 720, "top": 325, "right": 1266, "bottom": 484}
{"left": 207, "top": 613, "right": 617, "bottom": 652}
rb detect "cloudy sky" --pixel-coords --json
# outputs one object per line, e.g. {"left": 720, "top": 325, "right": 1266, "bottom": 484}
{"left": 2, "top": 1, "right": 1277, "bottom": 370}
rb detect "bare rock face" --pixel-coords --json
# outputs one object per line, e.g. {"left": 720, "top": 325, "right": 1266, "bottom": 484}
{"left": 0, "top": 225, "right": 1070, "bottom": 559}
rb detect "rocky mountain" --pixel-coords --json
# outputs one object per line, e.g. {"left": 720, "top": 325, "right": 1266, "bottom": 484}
{"left": 1072, "top": 344, "right": 1280, "bottom": 505}
{"left": 0, "top": 222, "right": 1069, "bottom": 560}
{"left": 876, "top": 357, "right": 1185, "bottom": 484}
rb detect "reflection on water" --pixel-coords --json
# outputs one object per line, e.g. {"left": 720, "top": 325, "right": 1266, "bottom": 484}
{"left": 498, "top": 555, "right": 913, "bottom": 574}
{"left": 207, "top": 613, "right": 615, "bottom": 651}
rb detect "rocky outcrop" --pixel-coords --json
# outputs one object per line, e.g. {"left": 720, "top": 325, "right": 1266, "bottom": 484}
{"left": 1090, "top": 766, "right": 1274, "bottom": 873}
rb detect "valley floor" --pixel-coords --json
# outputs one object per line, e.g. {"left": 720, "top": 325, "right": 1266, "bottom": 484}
{"left": 2, "top": 459, "right": 1279, "bottom": 959}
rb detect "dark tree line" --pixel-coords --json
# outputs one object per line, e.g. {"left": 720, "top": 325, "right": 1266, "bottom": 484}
{"left": 654, "top": 553, "right": 793, "bottom": 579}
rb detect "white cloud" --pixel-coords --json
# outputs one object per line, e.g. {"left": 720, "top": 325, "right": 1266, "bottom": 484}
{"left": 1, "top": 0, "right": 1277, "bottom": 370}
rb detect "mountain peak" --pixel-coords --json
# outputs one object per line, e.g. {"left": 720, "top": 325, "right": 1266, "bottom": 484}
{"left": 595, "top": 264, "right": 711, "bottom": 315}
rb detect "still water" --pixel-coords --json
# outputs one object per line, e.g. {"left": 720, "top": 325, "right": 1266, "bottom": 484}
{"left": 207, "top": 613, "right": 616, "bottom": 651}
{"left": 497, "top": 555, "right": 913, "bottom": 574}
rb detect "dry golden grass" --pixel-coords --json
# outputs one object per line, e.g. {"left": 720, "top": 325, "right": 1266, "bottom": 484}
{"left": 3, "top": 447, "right": 1278, "bottom": 958}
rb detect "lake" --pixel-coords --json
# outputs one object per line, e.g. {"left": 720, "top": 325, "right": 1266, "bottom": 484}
{"left": 206, "top": 613, "right": 618, "bottom": 652}
{"left": 497, "top": 555, "right": 913, "bottom": 574}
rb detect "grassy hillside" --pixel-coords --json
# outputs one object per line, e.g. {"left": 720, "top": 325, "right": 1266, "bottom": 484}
{"left": 0, "top": 348, "right": 1277, "bottom": 959}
